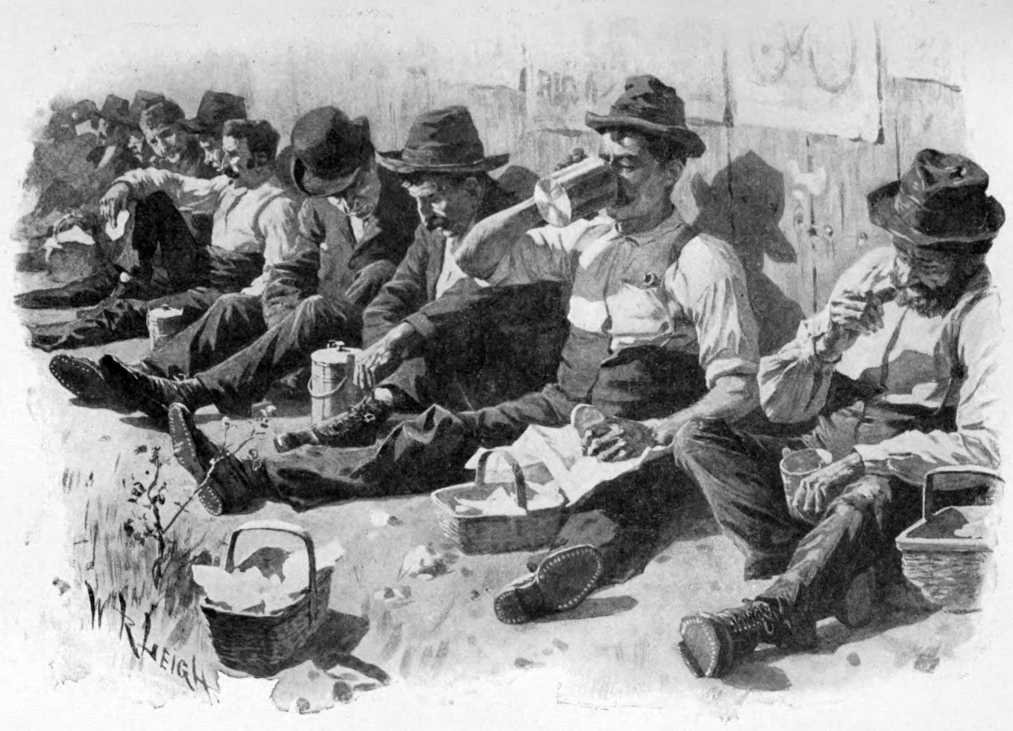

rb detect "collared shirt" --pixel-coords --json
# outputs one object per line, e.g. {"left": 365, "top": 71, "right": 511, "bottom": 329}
{"left": 488, "top": 210, "right": 759, "bottom": 388}
{"left": 435, "top": 221, "right": 488, "bottom": 299}
{"left": 759, "top": 246, "right": 1001, "bottom": 484}
{"left": 115, "top": 168, "right": 302, "bottom": 294}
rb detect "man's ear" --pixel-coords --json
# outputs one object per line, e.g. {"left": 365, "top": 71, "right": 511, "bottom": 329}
{"left": 463, "top": 175, "right": 485, "bottom": 199}
{"left": 664, "top": 158, "right": 685, "bottom": 186}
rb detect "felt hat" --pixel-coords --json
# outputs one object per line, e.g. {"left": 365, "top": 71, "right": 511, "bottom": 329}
{"left": 585, "top": 75, "right": 705, "bottom": 158}
{"left": 182, "top": 90, "right": 248, "bottom": 135}
{"left": 289, "top": 106, "right": 373, "bottom": 196}
{"left": 377, "top": 105, "right": 508, "bottom": 174}
{"left": 868, "top": 148, "right": 1004, "bottom": 253}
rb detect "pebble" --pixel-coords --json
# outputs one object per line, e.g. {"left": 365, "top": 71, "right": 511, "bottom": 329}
{"left": 846, "top": 652, "right": 861, "bottom": 666}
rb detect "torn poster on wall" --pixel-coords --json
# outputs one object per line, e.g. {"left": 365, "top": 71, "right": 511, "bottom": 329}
{"left": 728, "top": 19, "right": 881, "bottom": 140}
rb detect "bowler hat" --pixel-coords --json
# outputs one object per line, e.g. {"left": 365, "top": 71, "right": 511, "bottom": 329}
{"left": 868, "top": 148, "right": 1004, "bottom": 253}
{"left": 378, "top": 106, "right": 509, "bottom": 175}
{"left": 139, "top": 100, "right": 185, "bottom": 135}
{"left": 182, "top": 90, "right": 247, "bottom": 135}
{"left": 128, "top": 91, "right": 166, "bottom": 129}
{"left": 585, "top": 75, "right": 705, "bottom": 159}
{"left": 97, "top": 95, "right": 131, "bottom": 127}
{"left": 290, "top": 107, "right": 373, "bottom": 196}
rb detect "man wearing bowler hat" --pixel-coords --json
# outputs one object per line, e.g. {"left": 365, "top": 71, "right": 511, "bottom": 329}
{"left": 86, "top": 106, "right": 560, "bottom": 426}
{"left": 163, "top": 76, "right": 761, "bottom": 622}
{"left": 56, "top": 106, "right": 416, "bottom": 411}
{"left": 272, "top": 105, "right": 565, "bottom": 451}
{"left": 675, "top": 149, "right": 1005, "bottom": 679}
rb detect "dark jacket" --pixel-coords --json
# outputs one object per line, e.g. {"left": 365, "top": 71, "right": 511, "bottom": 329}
{"left": 361, "top": 182, "right": 517, "bottom": 345}
{"left": 261, "top": 165, "right": 416, "bottom": 327}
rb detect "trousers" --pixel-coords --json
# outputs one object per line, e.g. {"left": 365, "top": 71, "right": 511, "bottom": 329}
{"left": 28, "top": 245, "right": 264, "bottom": 351}
{"left": 16, "top": 192, "right": 212, "bottom": 310}
{"left": 142, "top": 259, "right": 397, "bottom": 379}
{"left": 674, "top": 418, "right": 922, "bottom": 618}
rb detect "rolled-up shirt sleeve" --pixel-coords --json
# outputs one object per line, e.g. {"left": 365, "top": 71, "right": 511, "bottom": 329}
{"left": 852, "top": 291, "right": 1003, "bottom": 484}
{"left": 243, "top": 195, "right": 302, "bottom": 296}
{"left": 759, "top": 247, "right": 894, "bottom": 422}
{"left": 670, "top": 238, "right": 760, "bottom": 389}
{"left": 486, "top": 221, "right": 586, "bottom": 286}
{"left": 114, "top": 168, "right": 227, "bottom": 215}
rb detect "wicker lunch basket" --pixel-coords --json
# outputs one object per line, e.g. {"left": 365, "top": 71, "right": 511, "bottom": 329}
{"left": 431, "top": 449, "right": 566, "bottom": 554}
{"left": 896, "top": 466, "right": 1004, "bottom": 612}
{"left": 200, "top": 520, "right": 332, "bottom": 677}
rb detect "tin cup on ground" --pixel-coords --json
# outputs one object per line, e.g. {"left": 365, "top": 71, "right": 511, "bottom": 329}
{"left": 780, "top": 447, "right": 833, "bottom": 524}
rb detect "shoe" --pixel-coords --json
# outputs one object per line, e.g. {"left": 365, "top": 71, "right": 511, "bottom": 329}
{"left": 168, "top": 403, "right": 262, "bottom": 516}
{"left": 49, "top": 354, "right": 117, "bottom": 404}
{"left": 100, "top": 354, "right": 212, "bottom": 422}
{"left": 678, "top": 597, "right": 816, "bottom": 678}
{"left": 494, "top": 545, "right": 604, "bottom": 624}
{"left": 274, "top": 396, "right": 390, "bottom": 453}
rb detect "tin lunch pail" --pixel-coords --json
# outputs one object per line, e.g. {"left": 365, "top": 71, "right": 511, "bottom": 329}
{"left": 309, "top": 340, "right": 365, "bottom": 425}
{"left": 146, "top": 306, "right": 186, "bottom": 351}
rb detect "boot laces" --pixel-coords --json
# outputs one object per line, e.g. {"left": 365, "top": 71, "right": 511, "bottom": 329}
{"left": 712, "top": 599, "right": 787, "bottom": 642}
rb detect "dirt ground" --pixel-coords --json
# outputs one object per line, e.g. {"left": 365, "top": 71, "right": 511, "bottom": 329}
{"left": 14, "top": 271, "right": 1001, "bottom": 721}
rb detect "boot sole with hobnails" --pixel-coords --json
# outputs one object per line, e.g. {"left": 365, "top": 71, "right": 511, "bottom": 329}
{"left": 494, "top": 545, "right": 604, "bottom": 624}
{"left": 167, "top": 403, "right": 223, "bottom": 516}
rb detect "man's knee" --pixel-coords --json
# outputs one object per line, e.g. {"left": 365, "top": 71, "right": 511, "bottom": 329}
{"left": 672, "top": 417, "right": 727, "bottom": 466}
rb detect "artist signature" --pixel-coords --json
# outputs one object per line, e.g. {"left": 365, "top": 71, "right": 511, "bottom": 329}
{"left": 85, "top": 581, "right": 215, "bottom": 700}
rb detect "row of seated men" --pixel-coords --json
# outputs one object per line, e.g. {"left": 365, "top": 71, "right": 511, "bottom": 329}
{"left": 21, "top": 74, "right": 1003, "bottom": 681}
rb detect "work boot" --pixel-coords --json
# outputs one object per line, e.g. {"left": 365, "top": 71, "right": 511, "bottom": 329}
{"left": 167, "top": 403, "right": 269, "bottom": 516}
{"left": 494, "top": 545, "right": 604, "bottom": 624}
{"left": 678, "top": 597, "right": 817, "bottom": 678}
{"left": 273, "top": 396, "right": 391, "bottom": 453}
{"left": 49, "top": 354, "right": 120, "bottom": 405}
{"left": 100, "top": 354, "right": 213, "bottom": 422}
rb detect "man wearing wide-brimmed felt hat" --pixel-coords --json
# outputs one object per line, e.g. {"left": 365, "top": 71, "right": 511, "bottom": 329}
{"left": 266, "top": 105, "right": 565, "bottom": 452}
{"left": 159, "top": 76, "right": 759, "bottom": 622}
{"left": 676, "top": 148, "right": 1005, "bottom": 679}
{"left": 61, "top": 105, "right": 418, "bottom": 414}
{"left": 181, "top": 91, "right": 248, "bottom": 174}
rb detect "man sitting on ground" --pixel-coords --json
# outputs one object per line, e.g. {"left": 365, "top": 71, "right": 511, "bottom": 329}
{"left": 675, "top": 149, "right": 1004, "bottom": 679}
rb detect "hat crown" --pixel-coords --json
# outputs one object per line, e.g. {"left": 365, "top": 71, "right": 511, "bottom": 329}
{"left": 609, "top": 75, "right": 688, "bottom": 129}
{"left": 868, "top": 148, "right": 1005, "bottom": 246}
{"left": 291, "top": 106, "right": 370, "bottom": 178}
{"left": 191, "top": 91, "right": 247, "bottom": 133}
{"left": 100, "top": 94, "right": 129, "bottom": 119}
{"left": 902, "top": 149, "right": 988, "bottom": 210}
{"left": 129, "top": 91, "right": 167, "bottom": 125}
{"left": 400, "top": 106, "right": 486, "bottom": 167}
{"left": 139, "top": 100, "right": 185, "bottom": 133}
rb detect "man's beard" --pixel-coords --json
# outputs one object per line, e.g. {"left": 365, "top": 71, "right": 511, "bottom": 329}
{"left": 890, "top": 265, "right": 978, "bottom": 317}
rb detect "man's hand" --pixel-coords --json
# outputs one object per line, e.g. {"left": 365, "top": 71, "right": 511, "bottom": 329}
{"left": 816, "top": 289, "right": 886, "bottom": 360}
{"left": 99, "top": 182, "right": 131, "bottom": 225}
{"left": 582, "top": 418, "right": 657, "bottom": 463}
{"left": 554, "top": 147, "right": 587, "bottom": 171}
{"left": 353, "top": 322, "right": 421, "bottom": 390}
{"left": 793, "top": 451, "right": 865, "bottom": 520}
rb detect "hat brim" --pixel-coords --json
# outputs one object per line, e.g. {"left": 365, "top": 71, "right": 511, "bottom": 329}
{"left": 376, "top": 151, "right": 510, "bottom": 175}
{"left": 868, "top": 180, "right": 1005, "bottom": 247}
{"left": 292, "top": 156, "right": 360, "bottom": 197}
{"left": 585, "top": 112, "right": 706, "bottom": 158}
{"left": 180, "top": 118, "right": 215, "bottom": 135}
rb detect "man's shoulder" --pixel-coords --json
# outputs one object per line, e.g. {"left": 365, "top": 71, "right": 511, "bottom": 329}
{"left": 676, "top": 230, "right": 746, "bottom": 281}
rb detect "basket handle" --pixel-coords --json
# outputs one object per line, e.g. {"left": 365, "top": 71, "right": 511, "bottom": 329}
{"left": 923, "top": 466, "right": 1005, "bottom": 520}
{"left": 307, "top": 374, "right": 349, "bottom": 399}
{"left": 475, "top": 449, "right": 528, "bottom": 512}
{"left": 224, "top": 520, "right": 319, "bottom": 620}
